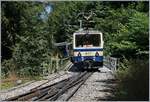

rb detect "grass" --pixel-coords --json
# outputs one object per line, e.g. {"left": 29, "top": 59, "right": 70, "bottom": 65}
{"left": 1, "top": 76, "right": 44, "bottom": 90}
{"left": 1, "top": 81, "right": 15, "bottom": 90}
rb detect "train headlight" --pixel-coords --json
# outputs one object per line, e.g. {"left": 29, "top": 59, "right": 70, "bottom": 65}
{"left": 82, "top": 57, "right": 84, "bottom": 61}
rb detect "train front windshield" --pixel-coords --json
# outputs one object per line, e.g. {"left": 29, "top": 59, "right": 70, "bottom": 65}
{"left": 75, "top": 34, "right": 101, "bottom": 48}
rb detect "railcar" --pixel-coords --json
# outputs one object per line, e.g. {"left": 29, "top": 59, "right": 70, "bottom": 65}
{"left": 71, "top": 29, "right": 104, "bottom": 69}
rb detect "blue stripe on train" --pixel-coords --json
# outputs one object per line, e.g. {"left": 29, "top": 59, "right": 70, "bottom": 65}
{"left": 74, "top": 48, "right": 103, "bottom": 52}
{"left": 73, "top": 56, "right": 103, "bottom": 63}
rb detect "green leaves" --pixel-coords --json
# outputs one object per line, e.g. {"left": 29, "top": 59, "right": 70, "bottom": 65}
{"left": 111, "top": 41, "right": 137, "bottom": 50}
{"left": 2, "top": 1, "right": 148, "bottom": 78}
{"left": 115, "top": 58, "right": 149, "bottom": 100}
{"left": 2, "top": 2, "right": 51, "bottom": 77}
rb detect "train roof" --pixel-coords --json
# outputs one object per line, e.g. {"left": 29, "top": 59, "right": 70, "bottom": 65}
{"left": 73, "top": 29, "right": 102, "bottom": 34}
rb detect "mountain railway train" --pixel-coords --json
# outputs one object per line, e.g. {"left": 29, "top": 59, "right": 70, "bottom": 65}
{"left": 71, "top": 29, "right": 104, "bottom": 69}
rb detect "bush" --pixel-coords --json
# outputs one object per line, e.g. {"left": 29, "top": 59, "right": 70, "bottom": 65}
{"left": 1, "top": 59, "right": 16, "bottom": 78}
{"left": 115, "top": 58, "right": 149, "bottom": 101}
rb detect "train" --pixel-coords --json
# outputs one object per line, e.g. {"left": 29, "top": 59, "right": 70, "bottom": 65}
{"left": 70, "top": 29, "right": 104, "bottom": 69}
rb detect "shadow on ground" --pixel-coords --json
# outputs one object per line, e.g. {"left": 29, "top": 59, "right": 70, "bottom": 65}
{"left": 94, "top": 79, "right": 118, "bottom": 101}
{"left": 68, "top": 63, "right": 85, "bottom": 72}
{"left": 68, "top": 63, "right": 102, "bottom": 72}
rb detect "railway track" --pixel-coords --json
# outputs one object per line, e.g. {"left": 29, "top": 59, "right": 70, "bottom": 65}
{"left": 1, "top": 71, "right": 67, "bottom": 94}
{"left": 30, "top": 71, "right": 69, "bottom": 91}
{"left": 4, "top": 71, "right": 93, "bottom": 101}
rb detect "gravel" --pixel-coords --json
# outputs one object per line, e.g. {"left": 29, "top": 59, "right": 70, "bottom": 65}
{"left": 69, "top": 66, "right": 116, "bottom": 101}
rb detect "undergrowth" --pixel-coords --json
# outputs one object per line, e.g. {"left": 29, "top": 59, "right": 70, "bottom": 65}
{"left": 114, "top": 58, "right": 149, "bottom": 101}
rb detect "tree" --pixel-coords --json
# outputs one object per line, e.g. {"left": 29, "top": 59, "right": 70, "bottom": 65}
{"left": 2, "top": 1, "right": 50, "bottom": 77}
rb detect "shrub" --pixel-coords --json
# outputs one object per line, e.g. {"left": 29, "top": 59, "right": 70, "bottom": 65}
{"left": 115, "top": 58, "right": 149, "bottom": 101}
{"left": 1, "top": 59, "right": 16, "bottom": 78}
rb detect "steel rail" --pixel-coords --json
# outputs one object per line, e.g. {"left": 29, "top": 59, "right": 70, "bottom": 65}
{"left": 65, "top": 72, "right": 93, "bottom": 101}
{"left": 30, "top": 72, "right": 68, "bottom": 92}
{"left": 34, "top": 72, "right": 86, "bottom": 101}
{"left": 46, "top": 72, "right": 88, "bottom": 101}
{"left": 4, "top": 71, "right": 93, "bottom": 101}
{"left": 4, "top": 77, "right": 69, "bottom": 101}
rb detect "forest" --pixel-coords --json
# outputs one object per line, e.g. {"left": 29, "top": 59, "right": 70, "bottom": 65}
{"left": 1, "top": 1, "right": 149, "bottom": 100}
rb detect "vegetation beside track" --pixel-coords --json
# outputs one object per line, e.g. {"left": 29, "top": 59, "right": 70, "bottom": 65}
{"left": 114, "top": 58, "right": 149, "bottom": 101}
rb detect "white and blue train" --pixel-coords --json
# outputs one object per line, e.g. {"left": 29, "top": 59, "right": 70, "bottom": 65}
{"left": 71, "top": 29, "right": 104, "bottom": 69}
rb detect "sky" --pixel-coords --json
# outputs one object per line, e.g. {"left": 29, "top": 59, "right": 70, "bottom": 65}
{"left": 40, "top": 4, "right": 52, "bottom": 20}
{"left": 45, "top": 5, "right": 52, "bottom": 14}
